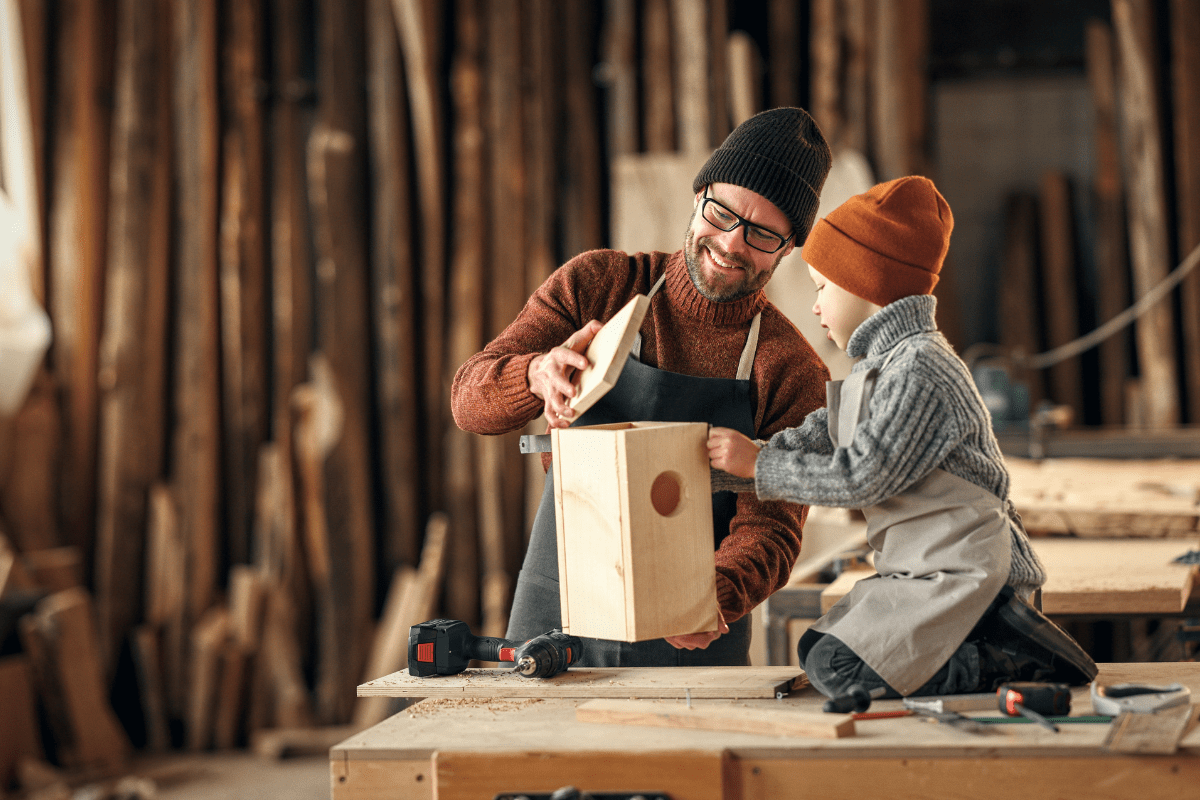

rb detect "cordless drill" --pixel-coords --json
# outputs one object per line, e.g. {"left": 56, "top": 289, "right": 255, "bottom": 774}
{"left": 408, "top": 619, "right": 583, "bottom": 679}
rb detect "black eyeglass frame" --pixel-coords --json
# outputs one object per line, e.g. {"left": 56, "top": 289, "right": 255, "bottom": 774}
{"left": 698, "top": 188, "right": 795, "bottom": 254}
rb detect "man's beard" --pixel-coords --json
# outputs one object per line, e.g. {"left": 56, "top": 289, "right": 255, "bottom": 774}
{"left": 683, "top": 224, "right": 780, "bottom": 302}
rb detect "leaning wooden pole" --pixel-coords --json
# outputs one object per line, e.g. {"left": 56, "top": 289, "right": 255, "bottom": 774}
{"left": 1112, "top": 0, "right": 1180, "bottom": 428}
{"left": 170, "top": 0, "right": 222, "bottom": 643}
{"left": 1086, "top": 20, "right": 1130, "bottom": 426}
{"left": 94, "top": 0, "right": 172, "bottom": 677}
{"left": 47, "top": 0, "right": 114, "bottom": 561}
{"left": 392, "top": 0, "right": 447, "bottom": 511}
{"left": 368, "top": 0, "right": 423, "bottom": 577}
{"left": 307, "top": 0, "right": 376, "bottom": 723}
{"left": 1171, "top": 0, "right": 1200, "bottom": 423}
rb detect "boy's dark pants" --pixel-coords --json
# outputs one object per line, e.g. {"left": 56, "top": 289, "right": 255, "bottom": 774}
{"left": 798, "top": 586, "right": 1099, "bottom": 699}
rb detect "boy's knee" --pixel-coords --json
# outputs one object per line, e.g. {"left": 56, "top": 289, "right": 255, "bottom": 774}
{"left": 801, "top": 634, "right": 878, "bottom": 697}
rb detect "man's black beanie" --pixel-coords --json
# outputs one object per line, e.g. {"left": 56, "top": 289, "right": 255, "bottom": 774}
{"left": 693, "top": 107, "right": 832, "bottom": 243}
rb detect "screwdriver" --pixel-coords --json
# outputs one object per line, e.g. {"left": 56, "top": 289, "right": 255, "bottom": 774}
{"left": 823, "top": 684, "right": 887, "bottom": 713}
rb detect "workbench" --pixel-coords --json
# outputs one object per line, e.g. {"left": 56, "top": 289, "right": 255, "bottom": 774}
{"left": 330, "top": 662, "right": 1200, "bottom": 800}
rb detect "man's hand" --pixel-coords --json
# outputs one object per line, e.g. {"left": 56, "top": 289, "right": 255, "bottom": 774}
{"left": 707, "top": 426, "right": 760, "bottom": 479}
{"left": 664, "top": 609, "right": 730, "bottom": 650}
{"left": 527, "top": 320, "right": 603, "bottom": 428}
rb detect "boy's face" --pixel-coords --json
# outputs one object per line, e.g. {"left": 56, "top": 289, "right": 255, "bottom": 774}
{"left": 808, "top": 266, "right": 882, "bottom": 351}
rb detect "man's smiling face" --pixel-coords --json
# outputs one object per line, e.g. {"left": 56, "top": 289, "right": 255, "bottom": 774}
{"left": 683, "top": 182, "right": 796, "bottom": 302}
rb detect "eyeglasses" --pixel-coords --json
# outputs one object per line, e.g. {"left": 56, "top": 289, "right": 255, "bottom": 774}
{"left": 699, "top": 189, "right": 794, "bottom": 253}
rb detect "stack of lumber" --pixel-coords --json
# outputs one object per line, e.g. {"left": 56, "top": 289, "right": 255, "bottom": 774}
{"left": 995, "top": 3, "right": 1200, "bottom": 429}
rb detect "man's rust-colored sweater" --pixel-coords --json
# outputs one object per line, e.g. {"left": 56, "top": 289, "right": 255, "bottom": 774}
{"left": 451, "top": 249, "right": 830, "bottom": 622}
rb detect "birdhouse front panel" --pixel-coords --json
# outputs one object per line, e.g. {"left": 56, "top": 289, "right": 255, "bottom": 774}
{"left": 553, "top": 421, "right": 718, "bottom": 642}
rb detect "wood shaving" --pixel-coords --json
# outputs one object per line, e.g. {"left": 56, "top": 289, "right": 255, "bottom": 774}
{"left": 405, "top": 697, "right": 543, "bottom": 718}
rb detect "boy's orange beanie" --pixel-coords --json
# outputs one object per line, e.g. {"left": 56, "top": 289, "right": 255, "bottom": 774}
{"left": 801, "top": 175, "right": 953, "bottom": 307}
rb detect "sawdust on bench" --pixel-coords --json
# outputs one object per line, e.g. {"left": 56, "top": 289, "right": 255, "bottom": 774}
{"left": 405, "top": 697, "right": 544, "bottom": 718}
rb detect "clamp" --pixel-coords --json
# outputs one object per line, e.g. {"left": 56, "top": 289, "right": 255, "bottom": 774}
{"left": 1090, "top": 680, "right": 1191, "bottom": 715}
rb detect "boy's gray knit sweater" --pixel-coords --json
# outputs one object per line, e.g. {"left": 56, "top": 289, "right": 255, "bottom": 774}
{"left": 754, "top": 294, "right": 1046, "bottom": 595}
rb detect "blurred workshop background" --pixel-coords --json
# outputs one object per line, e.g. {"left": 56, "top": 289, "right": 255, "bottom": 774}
{"left": 0, "top": 0, "right": 1198, "bottom": 791}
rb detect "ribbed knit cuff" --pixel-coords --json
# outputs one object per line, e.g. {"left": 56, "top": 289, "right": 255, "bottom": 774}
{"left": 499, "top": 352, "right": 545, "bottom": 418}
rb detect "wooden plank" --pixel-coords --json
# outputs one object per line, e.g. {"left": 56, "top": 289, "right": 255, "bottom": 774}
{"left": 1085, "top": 20, "right": 1130, "bottom": 426}
{"left": 480, "top": 0, "right": 527, "bottom": 630}
{"left": 707, "top": 0, "right": 728, "bottom": 146}
{"left": 1102, "top": 704, "right": 1196, "bottom": 755}
{"left": 219, "top": 0, "right": 270, "bottom": 568}
{"left": 351, "top": 514, "right": 448, "bottom": 726}
{"left": 45, "top": 0, "right": 113, "bottom": 558}
{"left": 576, "top": 698, "right": 855, "bottom": 739}
{"left": 353, "top": 566, "right": 416, "bottom": 727}
{"left": 142, "top": 483, "right": 187, "bottom": 719}
{"left": 672, "top": 0, "right": 709, "bottom": 153}
{"left": 841, "top": 0, "right": 871, "bottom": 155}
{"left": 1038, "top": 171, "right": 1084, "bottom": 422}
{"left": 392, "top": 0, "right": 447, "bottom": 511}
{"left": 187, "top": 605, "right": 230, "bottom": 750}
{"left": 1172, "top": 0, "right": 1200, "bottom": 424}
{"left": 767, "top": 0, "right": 800, "bottom": 109}
{"left": 820, "top": 539, "right": 1197, "bottom": 616}
{"left": 871, "top": 0, "right": 928, "bottom": 180}
{"left": 0, "top": 371, "right": 59, "bottom": 554}
{"left": 23, "top": 546, "right": 82, "bottom": 591}
{"left": 433, "top": 750, "right": 731, "bottom": 800}
{"left": 95, "top": 0, "right": 172, "bottom": 678}
{"left": 0, "top": 656, "right": 43, "bottom": 788}
{"left": 569, "top": 294, "right": 650, "bottom": 416}
{"left": 358, "top": 666, "right": 802, "bottom": 699}
{"left": 10, "top": 0, "right": 45, "bottom": 304}
{"left": 561, "top": 0, "right": 604, "bottom": 254}
{"left": 602, "top": 0, "right": 637, "bottom": 157}
{"left": 444, "top": 0, "right": 485, "bottom": 632}
{"left": 266, "top": 0, "right": 313, "bottom": 453}
{"left": 810, "top": 0, "right": 841, "bottom": 146}
{"left": 367, "top": 0, "right": 422, "bottom": 573}
{"left": 727, "top": 31, "right": 760, "bottom": 127}
{"left": 171, "top": 0, "right": 222, "bottom": 631}
{"left": 212, "top": 640, "right": 251, "bottom": 750}
{"left": 1006, "top": 457, "right": 1200, "bottom": 538}
{"left": 24, "top": 588, "right": 130, "bottom": 771}
{"left": 307, "top": 0, "right": 376, "bottom": 723}
{"left": 130, "top": 625, "right": 171, "bottom": 752}
{"left": 998, "top": 193, "right": 1045, "bottom": 409}
{"left": 642, "top": 0, "right": 675, "bottom": 152}
{"left": 257, "top": 583, "right": 314, "bottom": 730}
{"left": 1112, "top": 0, "right": 1179, "bottom": 428}
{"left": 1035, "top": 538, "right": 1196, "bottom": 615}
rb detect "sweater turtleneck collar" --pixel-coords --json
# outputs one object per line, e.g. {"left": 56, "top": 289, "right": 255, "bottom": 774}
{"left": 845, "top": 294, "right": 938, "bottom": 359}
{"left": 663, "top": 249, "right": 769, "bottom": 325}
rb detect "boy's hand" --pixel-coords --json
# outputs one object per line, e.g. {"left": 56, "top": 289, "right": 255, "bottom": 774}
{"left": 707, "top": 426, "right": 760, "bottom": 479}
{"left": 664, "top": 609, "right": 729, "bottom": 650}
{"left": 527, "top": 320, "right": 603, "bottom": 428}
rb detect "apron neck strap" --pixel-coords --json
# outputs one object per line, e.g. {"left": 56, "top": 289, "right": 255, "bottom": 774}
{"left": 735, "top": 313, "right": 762, "bottom": 380}
{"left": 647, "top": 271, "right": 667, "bottom": 299}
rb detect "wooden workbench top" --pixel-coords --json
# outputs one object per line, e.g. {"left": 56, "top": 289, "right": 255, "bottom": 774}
{"left": 334, "top": 662, "right": 1200, "bottom": 761}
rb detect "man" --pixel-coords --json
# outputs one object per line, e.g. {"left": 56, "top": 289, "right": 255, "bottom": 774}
{"left": 451, "top": 108, "right": 833, "bottom": 666}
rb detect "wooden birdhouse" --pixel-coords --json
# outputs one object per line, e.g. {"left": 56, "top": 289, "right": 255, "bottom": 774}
{"left": 551, "top": 421, "right": 718, "bottom": 642}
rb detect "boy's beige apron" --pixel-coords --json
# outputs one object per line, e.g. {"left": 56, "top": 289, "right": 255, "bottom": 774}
{"left": 808, "top": 347, "right": 1013, "bottom": 695}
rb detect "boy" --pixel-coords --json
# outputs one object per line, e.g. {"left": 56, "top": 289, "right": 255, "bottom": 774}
{"left": 707, "top": 176, "right": 1097, "bottom": 698}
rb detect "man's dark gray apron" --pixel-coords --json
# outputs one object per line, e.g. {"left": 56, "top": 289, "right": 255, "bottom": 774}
{"left": 506, "top": 280, "right": 762, "bottom": 666}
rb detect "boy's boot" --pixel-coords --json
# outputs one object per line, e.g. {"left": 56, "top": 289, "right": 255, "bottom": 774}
{"left": 971, "top": 586, "right": 1098, "bottom": 689}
